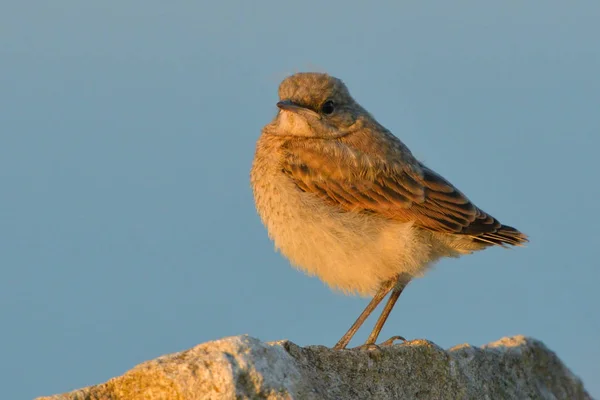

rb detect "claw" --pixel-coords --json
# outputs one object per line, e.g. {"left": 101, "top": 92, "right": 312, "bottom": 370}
{"left": 380, "top": 335, "right": 406, "bottom": 346}
{"left": 351, "top": 343, "right": 381, "bottom": 351}
{"left": 348, "top": 335, "right": 407, "bottom": 350}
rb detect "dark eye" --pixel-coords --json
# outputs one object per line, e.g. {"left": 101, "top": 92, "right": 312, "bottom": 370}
{"left": 320, "top": 100, "right": 335, "bottom": 115}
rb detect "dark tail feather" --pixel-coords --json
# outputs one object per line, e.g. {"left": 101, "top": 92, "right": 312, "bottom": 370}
{"left": 474, "top": 225, "right": 528, "bottom": 247}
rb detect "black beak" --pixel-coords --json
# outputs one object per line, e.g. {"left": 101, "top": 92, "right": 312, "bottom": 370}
{"left": 276, "top": 99, "right": 320, "bottom": 119}
{"left": 277, "top": 99, "right": 302, "bottom": 111}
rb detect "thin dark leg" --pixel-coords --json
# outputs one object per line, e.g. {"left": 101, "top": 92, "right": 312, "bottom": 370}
{"left": 333, "top": 278, "right": 396, "bottom": 350}
{"left": 363, "top": 280, "right": 408, "bottom": 345}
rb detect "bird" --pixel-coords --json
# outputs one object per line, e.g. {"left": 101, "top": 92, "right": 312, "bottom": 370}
{"left": 250, "top": 72, "right": 527, "bottom": 350}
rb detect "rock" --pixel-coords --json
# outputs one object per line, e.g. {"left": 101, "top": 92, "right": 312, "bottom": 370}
{"left": 37, "top": 335, "right": 590, "bottom": 400}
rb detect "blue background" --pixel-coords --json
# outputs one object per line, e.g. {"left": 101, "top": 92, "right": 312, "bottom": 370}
{"left": 2, "top": 2, "right": 598, "bottom": 398}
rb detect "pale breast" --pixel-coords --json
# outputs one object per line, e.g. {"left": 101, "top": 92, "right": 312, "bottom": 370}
{"left": 251, "top": 138, "right": 448, "bottom": 296}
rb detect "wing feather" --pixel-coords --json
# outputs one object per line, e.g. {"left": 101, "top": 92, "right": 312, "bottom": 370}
{"left": 281, "top": 140, "right": 527, "bottom": 246}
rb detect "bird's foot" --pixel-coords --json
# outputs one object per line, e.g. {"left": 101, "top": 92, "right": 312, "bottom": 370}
{"left": 350, "top": 335, "right": 407, "bottom": 350}
{"left": 350, "top": 343, "right": 381, "bottom": 351}
{"left": 380, "top": 335, "right": 406, "bottom": 346}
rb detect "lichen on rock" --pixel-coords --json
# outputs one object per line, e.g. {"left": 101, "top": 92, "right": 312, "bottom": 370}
{"left": 37, "top": 335, "right": 591, "bottom": 400}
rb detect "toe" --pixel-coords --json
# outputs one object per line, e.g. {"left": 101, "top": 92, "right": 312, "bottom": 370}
{"left": 380, "top": 335, "right": 406, "bottom": 346}
{"left": 351, "top": 343, "right": 381, "bottom": 351}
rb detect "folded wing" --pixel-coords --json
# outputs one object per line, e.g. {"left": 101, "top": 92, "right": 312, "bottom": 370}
{"left": 282, "top": 140, "right": 527, "bottom": 247}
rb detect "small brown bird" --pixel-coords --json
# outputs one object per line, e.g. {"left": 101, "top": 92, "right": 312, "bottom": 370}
{"left": 250, "top": 72, "right": 527, "bottom": 349}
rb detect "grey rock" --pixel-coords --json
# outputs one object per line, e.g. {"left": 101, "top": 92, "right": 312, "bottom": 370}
{"left": 37, "top": 335, "right": 590, "bottom": 400}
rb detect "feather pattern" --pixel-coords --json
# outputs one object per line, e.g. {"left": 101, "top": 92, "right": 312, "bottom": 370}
{"left": 281, "top": 138, "right": 527, "bottom": 247}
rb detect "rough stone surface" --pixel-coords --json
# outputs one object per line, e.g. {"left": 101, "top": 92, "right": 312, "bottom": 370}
{"left": 38, "top": 335, "right": 590, "bottom": 400}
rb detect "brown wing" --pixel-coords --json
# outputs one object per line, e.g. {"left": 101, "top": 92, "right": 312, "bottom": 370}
{"left": 282, "top": 141, "right": 527, "bottom": 246}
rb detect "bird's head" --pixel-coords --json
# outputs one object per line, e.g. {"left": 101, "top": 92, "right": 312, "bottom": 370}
{"left": 272, "top": 73, "right": 367, "bottom": 139}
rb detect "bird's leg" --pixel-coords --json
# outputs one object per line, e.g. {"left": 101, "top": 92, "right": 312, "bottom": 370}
{"left": 333, "top": 278, "right": 396, "bottom": 350}
{"left": 363, "top": 277, "right": 410, "bottom": 347}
